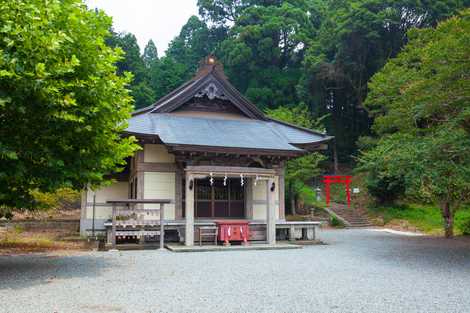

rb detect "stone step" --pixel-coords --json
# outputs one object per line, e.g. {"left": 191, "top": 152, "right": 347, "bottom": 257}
{"left": 328, "top": 203, "right": 373, "bottom": 227}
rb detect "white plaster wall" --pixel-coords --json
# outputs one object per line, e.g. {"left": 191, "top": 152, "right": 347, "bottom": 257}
{"left": 144, "top": 144, "right": 175, "bottom": 163}
{"left": 251, "top": 177, "right": 280, "bottom": 220}
{"left": 83, "top": 182, "right": 129, "bottom": 219}
{"left": 143, "top": 172, "right": 175, "bottom": 220}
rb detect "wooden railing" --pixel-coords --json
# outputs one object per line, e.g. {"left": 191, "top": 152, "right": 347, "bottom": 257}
{"left": 106, "top": 199, "right": 172, "bottom": 250}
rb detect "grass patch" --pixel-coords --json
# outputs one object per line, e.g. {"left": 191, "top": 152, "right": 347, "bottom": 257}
{"left": 369, "top": 203, "right": 470, "bottom": 235}
{"left": 0, "top": 227, "right": 83, "bottom": 253}
{"left": 330, "top": 215, "right": 345, "bottom": 228}
{"left": 0, "top": 233, "right": 56, "bottom": 250}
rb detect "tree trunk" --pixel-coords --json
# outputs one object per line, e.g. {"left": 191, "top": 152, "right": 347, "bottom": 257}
{"left": 441, "top": 201, "right": 454, "bottom": 238}
{"left": 289, "top": 183, "right": 296, "bottom": 215}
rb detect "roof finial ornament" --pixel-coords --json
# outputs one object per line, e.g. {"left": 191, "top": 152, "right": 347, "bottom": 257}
{"left": 195, "top": 55, "right": 226, "bottom": 79}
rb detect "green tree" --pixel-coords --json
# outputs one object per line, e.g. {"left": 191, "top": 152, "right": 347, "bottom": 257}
{"left": 198, "top": 0, "right": 248, "bottom": 26}
{"left": 358, "top": 10, "right": 470, "bottom": 237}
{"left": 213, "top": 1, "right": 313, "bottom": 109}
{"left": 142, "top": 39, "right": 158, "bottom": 68}
{"left": 301, "top": 0, "right": 469, "bottom": 161}
{"left": 107, "top": 31, "right": 154, "bottom": 109}
{"left": 0, "top": 0, "right": 139, "bottom": 210}
{"left": 266, "top": 104, "right": 326, "bottom": 214}
{"left": 149, "top": 57, "right": 188, "bottom": 101}
{"left": 166, "top": 15, "right": 226, "bottom": 78}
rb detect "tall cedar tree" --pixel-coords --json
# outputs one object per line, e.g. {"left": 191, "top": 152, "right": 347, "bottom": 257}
{"left": 107, "top": 32, "right": 155, "bottom": 109}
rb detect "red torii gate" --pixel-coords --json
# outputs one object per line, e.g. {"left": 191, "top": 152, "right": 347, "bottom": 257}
{"left": 322, "top": 175, "right": 352, "bottom": 208}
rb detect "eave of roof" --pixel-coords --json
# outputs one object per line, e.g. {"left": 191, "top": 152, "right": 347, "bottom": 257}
{"left": 125, "top": 113, "right": 333, "bottom": 156}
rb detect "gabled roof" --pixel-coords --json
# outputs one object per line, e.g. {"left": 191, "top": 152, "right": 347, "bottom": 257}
{"left": 133, "top": 57, "right": 266, "bottom": 120}
{"left": 127, "top": 113, "right": 332, "bottom": 155}
{"left": 127, "top": 56, "right": 333, "bottom": 156}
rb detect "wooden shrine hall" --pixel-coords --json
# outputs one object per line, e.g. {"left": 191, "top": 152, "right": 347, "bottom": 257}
{"left": 80, "top": 56, "right": 333, "bottom": 248}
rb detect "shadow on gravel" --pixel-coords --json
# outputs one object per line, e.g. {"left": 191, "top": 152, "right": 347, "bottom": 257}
{"left": 0, "top": 253, "right": 113, "bottom": 290}
{"left": 322, "top": 229, "right": 470, "bottom": 270}
{"left": 367, "top": 233, "right": 470, "bottom": 269}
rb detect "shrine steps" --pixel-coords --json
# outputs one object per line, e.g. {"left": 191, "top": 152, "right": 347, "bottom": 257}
{"left": 327, "top": 203, "right": 373, "bottom": 228}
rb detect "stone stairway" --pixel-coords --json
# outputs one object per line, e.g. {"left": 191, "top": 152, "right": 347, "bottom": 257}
{"left": 327, "top": 203, "right": 373, "bottom": 228}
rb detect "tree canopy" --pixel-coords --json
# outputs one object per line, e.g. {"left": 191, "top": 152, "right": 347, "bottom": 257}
{"left": 358, "top": 9, "right": 470, "bottom": 237}
{"left": 0, "top": 0, "right": 138, "bottom": 209}
{"left": 194, "top": 0, "right": 469, "bottom": 160}
{"left": 266, "top": 104, "right": 326, "bottom": 214}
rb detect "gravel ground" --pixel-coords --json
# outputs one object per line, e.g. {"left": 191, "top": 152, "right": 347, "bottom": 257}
{"left": 1, "top": 229, "right": 470, "bottom": 313}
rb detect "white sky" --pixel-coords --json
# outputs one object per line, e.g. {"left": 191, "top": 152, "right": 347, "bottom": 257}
{"left": 85, "top": 0, "right": 199, "bottom": 55}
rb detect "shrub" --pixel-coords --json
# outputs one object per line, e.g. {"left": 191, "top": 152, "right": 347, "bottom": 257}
{"left": 460, "top": 219, "right": 470, "bottom": 235}
{"left": 456, "top": 210, "right": 470, "bottom": 235}
{"left": 0, "top": 207, "right": 13, "bottom": 219}
{"left": 330, "top": 215, "right": 345, "bottom": 228}
{"left": 30, "top": 188, "right": 80, "bottom": 210}
{"left": 365, "top": 171, "right": 405, "bottom": 205}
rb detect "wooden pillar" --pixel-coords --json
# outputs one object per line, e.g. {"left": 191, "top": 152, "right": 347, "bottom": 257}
{"left": 346, "top": 178, "right": 351, "bottom": 208}
{"left": 278, "top": 168, "right": 286, "bottom": 220}
{"left": 266, "top": 178, "right": 276, "bottom": 244}
{"left": 175, "top": 167, "right": 183, "bottom": 219}
{"left": 245, "top": 178, "right": 253, "bottom": 219}
{"left": 111, "top": 203, "right": 117, "bottom": 249}
{"left": 136, "top": 170, "right": 144, "bottom": 211}
{"left": 159, "top": 202, "right": 165, "bottom": 250}
{"left": 185, "top": 173, "right": 194, "bottom": 246}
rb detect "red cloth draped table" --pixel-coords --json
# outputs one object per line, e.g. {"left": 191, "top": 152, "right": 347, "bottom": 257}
{"left": 215, "top": 220, "right": 250, "bottom": 246}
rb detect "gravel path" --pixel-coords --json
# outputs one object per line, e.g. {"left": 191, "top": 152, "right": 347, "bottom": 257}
{"left": 1, "top": 229, "right": 470, "bottom": 313}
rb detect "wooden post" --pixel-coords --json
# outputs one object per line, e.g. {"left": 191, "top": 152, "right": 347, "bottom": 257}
{"left": 175, "top": 167, "right": 183, "bottom": 219}
{"left": 92, "top": 194, "right": 96, "bottom": 238}
{"left": 325, "top": 178, "right": 331, "bottom": 207}
{"left": 278, "top": 168, "right": 285, "bottom": 220}
{"left": 266, "top": 178, "right": 276, "bottom": 245}
{"left": 245, "top": 178, "right": 253, "bottom": 219}
{"left": 111, "top": 203, "right": 117, "bottom": 249}
{"left": 159, "top": 202, "right": 165, "bottom": 250}
{"left": 185, "top": 173, "right": 194, "bottom": 246}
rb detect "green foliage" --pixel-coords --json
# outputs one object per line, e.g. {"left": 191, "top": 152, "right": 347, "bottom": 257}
{"left": 457, "top": 215, "right": 470, "bottom": 235}
{"left": 365, "top": 171, "right": 405, "bottom": 204}
{"left": 300, "top": 0, "right": 468, "bottom": 160}
{"left": 195, "top": 1, "right": 468, "bottom": 160}
{"left": 149, "top": 57, "right": 188, "bottom": 101}
{"left": 370, "top": 203, "right": 470, "bottom": 235}
{"left": 330, "top": 215, "right": 345, "bottom": 228}
{"left": 215, "top": 1, "right": 313, "bottom": 109}
{"left": 298, "top": 184, "right": 316, "bottom": 206}
{"left": 142, "top": 40, "right": 158, "bottom": 68}
{"left": 267, "top": 104, "right": 326, "bottom": 184}
{"left": 0, "top": 207, "right": 13, "bottom": 220}
{"left": 359, "top": 10, "right": 470, "bottom": 237}
{"left": 370, "top": 204, "right": 447, "bottom": 234}
{"left": 107, "top": 31, "right": 155, "bottom": 109}
{"left": 166, "top": 16, "right": 225, "bottom": 77}
{"left": 0, "top": 0, "right": 139, "bottom": 209}
{"left": 30, "top": 187, "right": 80, "bottom": 210}
{"left": 267, "top": 104, "right": 327, "bottom": 213}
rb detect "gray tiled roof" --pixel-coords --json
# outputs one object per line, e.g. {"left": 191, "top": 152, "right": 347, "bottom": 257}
{"left": 126, "top": 113, "right": 328, "bottom": 152}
